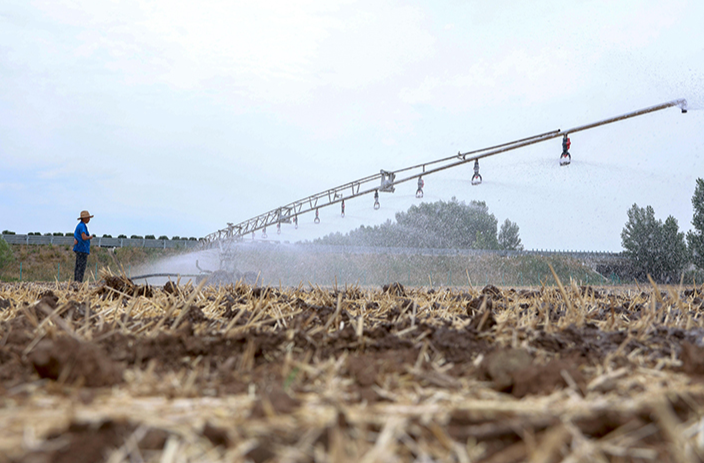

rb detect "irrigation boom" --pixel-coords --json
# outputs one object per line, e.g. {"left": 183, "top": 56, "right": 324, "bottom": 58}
{"left": 202, "top": 99, "right": 687, "bottom": 245}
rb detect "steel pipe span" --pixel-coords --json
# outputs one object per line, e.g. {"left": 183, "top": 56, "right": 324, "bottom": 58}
{"left": 203, "top": 99, "right": 687, "bottom": 246}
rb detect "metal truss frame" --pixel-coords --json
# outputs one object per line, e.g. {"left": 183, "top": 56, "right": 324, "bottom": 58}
{"left": 202, "top": 99, "right": 687, "bottom": 245}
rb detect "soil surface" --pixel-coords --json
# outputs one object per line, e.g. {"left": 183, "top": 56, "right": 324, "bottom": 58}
{"left": 2, "top": 280, "right": 704, "bottom": 462}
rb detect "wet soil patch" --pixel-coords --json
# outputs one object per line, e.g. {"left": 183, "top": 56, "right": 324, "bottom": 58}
{"left": 529, "top": 325, "right": 627, "bottom": 363}
{"left": 531, "top": 324, "right": 704, "bottom": 366}
{"left": 426, "top": 324, "right": 489, "bottom": 364}
{"left": 99, "top": 330, "right": 286, "bottom": 376}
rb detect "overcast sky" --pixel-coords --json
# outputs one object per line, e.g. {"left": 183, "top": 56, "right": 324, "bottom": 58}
{"left": 1, "top": 0, "right": 703, "bottom": 252}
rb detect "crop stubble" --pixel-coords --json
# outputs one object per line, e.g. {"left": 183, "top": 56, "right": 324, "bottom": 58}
{"left": 2, "top": 274, "right": 704, "bottom": 462}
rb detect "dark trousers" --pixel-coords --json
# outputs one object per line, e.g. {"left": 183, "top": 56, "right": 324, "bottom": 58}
{"left": 74, "top": 252, "right": 88, "bottom": 282}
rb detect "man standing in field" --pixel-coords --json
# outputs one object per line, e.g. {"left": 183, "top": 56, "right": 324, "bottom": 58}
{"left": 73, "top": 210, "right": 95, "bottom": 283}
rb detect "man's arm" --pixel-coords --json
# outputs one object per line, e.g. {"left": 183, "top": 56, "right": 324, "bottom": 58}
{"left": 81, "top": 232, "right": 95, "bottom": 240}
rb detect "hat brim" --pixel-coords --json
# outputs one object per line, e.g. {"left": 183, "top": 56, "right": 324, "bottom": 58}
{"left": 77, "top": 215, "right": 94, "bottom": 220}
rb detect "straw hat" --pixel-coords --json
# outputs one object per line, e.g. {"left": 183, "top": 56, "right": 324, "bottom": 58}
{"left": 77, "top": 210, "right": 94, "bottom": 220}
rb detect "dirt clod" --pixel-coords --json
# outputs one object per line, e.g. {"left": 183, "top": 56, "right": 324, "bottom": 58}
{"left": 202, "top": 422, "right": 231, "bottom": 448}
{"left": 480, "top": 348, "right": 533, "bottom": 392}
{"left": 20, "top": 419, "right": 135, "bottom": 463}
{"left": 98, "top": 274, "right": 153, "bottom": 298}
{"left": 481, "top": 285, "right": 502, "bottom": 299}
{"left": 511, "top": 358, "right": 585, "bottom": 398}
{"left": 382, "top": 282, "right": 406, "bottom": 297}
{"left": 467, "top": 295, "right": 493, "bottom": 314}
{"left": 468, "top": 308, "right": 496, "bottom": 331}
{"left": 250, "top": 386, "right": 301, "bottom": 418}
{"left": 680, "top": 342, "right": 704, "bottom": 375}
{"left": 163, "top": 281, "right": 178, "bottom": 295}
{"left": 38, "top": 290, "right": 59, "bottom": 308}
{"left": 29, "top": 337, "right": 123, "bottom": 387}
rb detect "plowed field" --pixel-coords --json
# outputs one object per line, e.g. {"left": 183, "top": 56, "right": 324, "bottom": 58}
{"left": 2, "top": 276, "right": 704, "bottom": 462}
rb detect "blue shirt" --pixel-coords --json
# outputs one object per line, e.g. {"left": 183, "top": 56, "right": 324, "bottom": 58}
{"left": 73, "top": 222, "right": 91, "bottom": 254}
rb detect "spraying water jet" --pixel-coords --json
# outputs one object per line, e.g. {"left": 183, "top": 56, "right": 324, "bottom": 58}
{"left": 186, "top": 99, "right": 689, "bottom": 282}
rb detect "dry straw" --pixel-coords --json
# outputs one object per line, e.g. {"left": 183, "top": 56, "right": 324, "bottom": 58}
{"left": 1, "top": 277, "right": 704, "bottom": 462}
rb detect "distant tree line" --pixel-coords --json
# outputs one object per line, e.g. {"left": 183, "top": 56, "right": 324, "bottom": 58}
{"left": 1, "top": 231, "right": 199, "bottom": 241}
{"left": 620, "top": 178, "right": 704, "bottom": 283}
{"left": 314, "top": 198, "right": 523, "bottom": 251}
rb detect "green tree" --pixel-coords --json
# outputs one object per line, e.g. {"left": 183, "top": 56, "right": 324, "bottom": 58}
{"left": 473, "top": 230, "right": 499, "bottom": 250}
{"left": 498, "top": 219, "right": 524, "bottom": 251}
{"left": 662, "top": 216, "right": 689, "bottom": 279}
{"left": 621, "top": 204, "right": 688, "bottom": 282}
{"left": 687, "top": 178, "right": 704, "bottom": 269}
{"left": 315, "top": 198, "right": 511, "bottom": 249}
{"left": 393, "top": 198, "right": 499, "bottom": 249}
